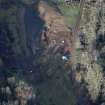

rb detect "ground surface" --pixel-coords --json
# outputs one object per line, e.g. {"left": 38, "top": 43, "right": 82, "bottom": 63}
{"left": 1, "top": 0, "right": 103, "bottom": 105}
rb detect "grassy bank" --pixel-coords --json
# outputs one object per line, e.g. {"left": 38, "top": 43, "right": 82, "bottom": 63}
{"left": 57, "top": 2, "right": 80, "bottom": 26}
{"left": 46, "top": 0, "right": 79, "bottom": 26}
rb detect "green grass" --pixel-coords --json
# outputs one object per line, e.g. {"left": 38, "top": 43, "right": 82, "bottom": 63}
{"left": 58, "top": 3, "right": 79, "bottom": 26}
{"left": 46, "top": 0, "right": 79, "bottom": 26}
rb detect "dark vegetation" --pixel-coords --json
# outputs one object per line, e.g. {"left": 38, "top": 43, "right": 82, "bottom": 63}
{"left": 0, "top": 0, "right": 78, "bottom": 105}
{"left": 0, "top": 0, "right": 105, "bottom": 105}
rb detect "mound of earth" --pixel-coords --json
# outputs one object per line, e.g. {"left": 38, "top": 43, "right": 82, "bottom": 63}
{"left": 37, "top": 1, "right": 72, "bottom": 56}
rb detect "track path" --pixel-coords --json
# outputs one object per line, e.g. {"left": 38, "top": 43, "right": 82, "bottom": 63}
{"left": 70, "top": 0, "right": 85, "bottom": 63}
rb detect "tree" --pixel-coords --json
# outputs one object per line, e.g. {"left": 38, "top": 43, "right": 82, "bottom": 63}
{"left": 74, "top": 0, "right": 105, "bottom": 102}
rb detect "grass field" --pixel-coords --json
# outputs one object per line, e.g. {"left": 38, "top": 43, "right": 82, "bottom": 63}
{"left": 58, "top": 2, "right": 80, "bottom": 26}
{"left": 46, "top": 0, "right": 80, "bottom": 26}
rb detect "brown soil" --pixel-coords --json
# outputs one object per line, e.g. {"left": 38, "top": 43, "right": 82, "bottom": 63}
{"left": 37, "top": 1, "right": 73, "bottom": 55}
